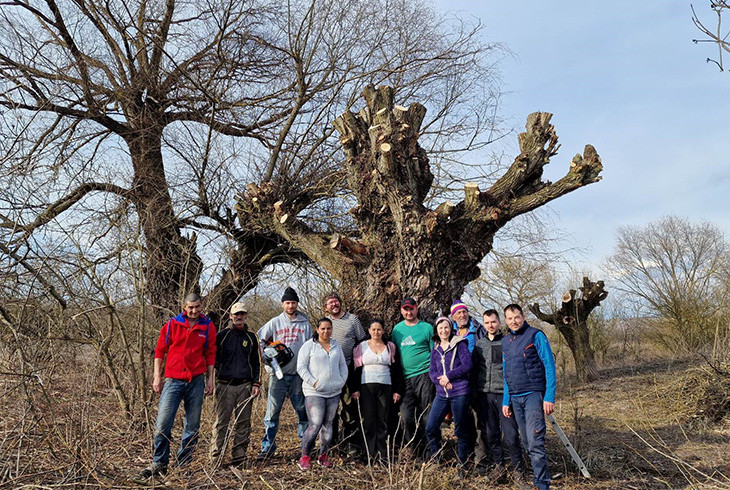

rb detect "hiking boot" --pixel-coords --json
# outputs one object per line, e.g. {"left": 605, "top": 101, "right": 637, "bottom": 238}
{"left": 297, "top": 455, "right": 311, "bottom": 470}
{"left": 256, "top": 450, "right": 274, "bottom": 462}
{"left": 317, "top": 453, "right": 332, "bottom": 468}
{"left": 475, "top": 464, "right": 488, "bottom": 476}
{"left": 487, "top": 464, "right": 507, "bottom": 482}
{"left": 133, "top": 466, "right": 167, "bottom": 483}
{"left": 512, "top": 469, "right": 533, "bottom": 490}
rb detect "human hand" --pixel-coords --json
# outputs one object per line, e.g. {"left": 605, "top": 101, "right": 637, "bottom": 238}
{"left": 153, "top": 376, "right": 163, "bottom": 394}
{"left": 252, "top": 385, "right": 260, "bottom": 397}
{"left": 393, "top": 393, "right": 401, "bottom": 403}
{"left": 543, "top": 401, "right": 554, "bottom": 415}
{"left": 205, "top": 377, "right": 215, "bottom": 396}
{"left": 352, "top": 391, "right": 360, "bottom": 400}
{"left": 502, "top": 405, "right": 511, "bottom": 418}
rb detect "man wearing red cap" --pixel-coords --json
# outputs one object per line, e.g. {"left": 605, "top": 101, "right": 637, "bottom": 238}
{"left": 391, "top": 297, "right": 434, "bottom": 456}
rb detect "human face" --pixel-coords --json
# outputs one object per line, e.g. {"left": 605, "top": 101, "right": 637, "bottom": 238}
{"left": 325, "top": 297, "right": 342, "bottom": 317}
{"left": 437, "top": 320, "right": 451, "bottom": 342}
{"left": 400, "top": 305, "right": 418, "bottom": 323}
{"left": 282, "top": 300, "right": 298, "bottom": 316}
{"left": 504, "top": 308, "right": 525, "bottom": 332}
{"left": 317, "top": 320, "right": 333, "bottom": 342}
{"left": 369, "top": 322, "right": 384, "bottom": 342}
{"left": 483, "top": 314, "right": 501, "bottom": 336}
{"left": 452, "top": 308, "right": 469, "bottom": 327}
{"left": 230, "top": 311, "right": 247, "bottom": 328}
{"left": 184, "top": 300, "right": 202, "bottom": 320}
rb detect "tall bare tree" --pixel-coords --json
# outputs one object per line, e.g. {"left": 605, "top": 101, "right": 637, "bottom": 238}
{"left": 606, "top": 216, "right": 729, "bottom": 352}
{"left": 0, "top": 0, "right": 502, "bottom": 316}
{"left": 237, "top": 85, "right": 603, "bottom": 326}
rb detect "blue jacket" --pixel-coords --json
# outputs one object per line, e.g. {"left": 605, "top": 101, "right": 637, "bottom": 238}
{"left": 502, "top": 322, "right": 556, "bottom": 406}
{"left": 451, "top": 316, "right": 487, "bottom": 353}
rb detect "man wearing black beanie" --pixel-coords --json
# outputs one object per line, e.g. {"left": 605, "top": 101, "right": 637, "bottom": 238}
{"left": 256, "top": 286, "right": 312, "bottom": 460}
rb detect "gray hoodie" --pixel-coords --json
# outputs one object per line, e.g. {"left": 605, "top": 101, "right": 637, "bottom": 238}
{"left": 257, "top": 311, "right": 312, "bottom": 375}
{"left": 297, "top": 338, "right": 348, "bottom": 398}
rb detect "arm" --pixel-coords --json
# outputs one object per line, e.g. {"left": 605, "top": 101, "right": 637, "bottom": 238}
{"left": 249, "top": 331, "right": 262, "bottom": 397}
{"left": 447, "top": 342, "right": 472, "bottom": 381}
{"left": 204, "top": 323, "right": 217, "bottom": 396}
{"left": 257, "top": 318, "right": 275, "bottom": 343}
{"left": 502, "top": 355, "right": 512, "bottom": 417}
{"left": 296, "top": 341, "right": 317, "bottom": 387}
{"left": 152, "top": 321, "right": 170, "bottom": 393}
{"left": 428, "top": 350, "right": 440, "bottom": 386}
{"left": 153, "top": 357, "right": 164, "bottom": 393}
{"left": 534, "top": 331, "right": 557, "bottom": 414}
{"left": 390, "top": 343, "right": 404, "bottom": 403}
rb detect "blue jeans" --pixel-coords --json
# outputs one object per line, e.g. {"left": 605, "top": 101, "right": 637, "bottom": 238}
{"left": 512, "top": 392, "right": 550, "bottom": 489}
{"left": 425, "top": 394, "right": 471, "bottom": 464}
{"left": 152, "top": 376, "right": 205, "bottom": 468}
{"left": 261, "top": 373, "right": 308, "bottom": 454}
{"left": 301, "top": 395, "right": 339, "bottom": 457}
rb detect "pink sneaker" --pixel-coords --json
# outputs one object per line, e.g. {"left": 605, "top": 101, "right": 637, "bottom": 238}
{"left": 317, "top": 453, "right": 332, "bottom": 468}
{"left": 297, "top": 455, "right": 311, "bottom": 470}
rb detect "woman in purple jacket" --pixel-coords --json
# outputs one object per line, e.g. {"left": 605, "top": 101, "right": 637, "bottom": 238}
{"left": 425, "top": 316, "right": 472, "bottom": 467}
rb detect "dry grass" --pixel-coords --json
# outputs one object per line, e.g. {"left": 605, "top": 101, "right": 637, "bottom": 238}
{"left": 1, "top": 352, "right": 729, "bottom": 489}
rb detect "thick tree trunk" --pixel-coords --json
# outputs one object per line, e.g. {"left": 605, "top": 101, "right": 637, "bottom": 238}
{"left": 531, "top": 277, "right": 607, "bottom": 382}
{"left": 127, "top": 127, "right": 202, "bottom": 317}
{"left": 236, "top": 85, "right": 603, "bottom": 330}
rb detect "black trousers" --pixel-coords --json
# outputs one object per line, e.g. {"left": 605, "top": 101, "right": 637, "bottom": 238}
{"left": 476, "top": 392, "right": 524, "bottom": 469}
{"left": 359, "top": 383, "right": 392, "bottom": 461}
{"left": 399, "top": 372, "right": 434, "bottom": 452}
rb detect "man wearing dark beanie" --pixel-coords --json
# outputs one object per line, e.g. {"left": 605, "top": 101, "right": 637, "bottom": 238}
{"left": 256, "top": 286, "right": 312, "bottom": 460}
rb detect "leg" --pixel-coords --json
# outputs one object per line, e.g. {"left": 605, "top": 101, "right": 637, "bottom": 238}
{"left": 484, "top": 392, "right": 506, "bottom": 466}
{"left": 231, "top": 382, "right": 254, "bottom": 463}
{"left": 152, "top": 379, "right": 185, "bottom": 469}
{"left": 339, "top": 375, "right": 362, "bottom": 452}
{"left": 210, "top": 382, "right": 236, "bottom": 464}
{"left": 451, "top": 395, "right": 472, "bottom": 464}
{"left": 424, "top": 396, "right": 449, "bottom": 461}
{"left": 413, "top": 372, "right": 435, "bottom": 453}
{"left": 359, "top": 384, "right": 378, "bottom": 461}
{"left": 374, "top": 384, "right": 391, "bottom": 462}
{"left": 498, "top": 394, "right": 525, "bottom": 471}
{"left": 287, "top": 374, "right": 309, "bottom": 439}
{"left": 473, "top": 394, "right": 489, "bottom": 468}
{"left": 260, "top": 374, "right": 287, "bottom": 454}
{"left": 512, "top": 393, "right": 550, "bottom": 489}
{"left": 318, "top": 395, "right": 341, "bottom": 456}
{"left": 399, "top": 377, "right": 418, "bottom": 447}
{"left": 301, "top": 396, "right": 325, "bottom": 457}
{"left": 177, "top": 375, "right": 205, "bottom": 467}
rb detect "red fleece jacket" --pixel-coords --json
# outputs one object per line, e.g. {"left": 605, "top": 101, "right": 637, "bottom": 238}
{"left": 155, "top": 312, "right": 217, "bottom": 381}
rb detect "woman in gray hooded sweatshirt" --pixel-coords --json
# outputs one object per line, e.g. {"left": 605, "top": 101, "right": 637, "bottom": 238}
{"left": 296, "top": 317, "right": 348, "bottom": 470}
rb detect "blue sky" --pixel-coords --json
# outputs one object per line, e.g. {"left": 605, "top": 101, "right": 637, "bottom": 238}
{"left": 434, "top": 1, "right": 730, "bottom": 269}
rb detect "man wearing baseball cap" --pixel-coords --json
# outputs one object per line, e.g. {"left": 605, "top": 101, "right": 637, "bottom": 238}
{"left": 391, "top": 297, "right": 434, "bottom": 457}
{"left": 210, "top": 302, "right": 262, "bottom": 467}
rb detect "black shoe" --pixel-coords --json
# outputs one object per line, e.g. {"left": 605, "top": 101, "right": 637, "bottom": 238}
{"left": 487, "top": 464, "right": 507, "bottom": 482}
{"left": 132, "top": 466, "right": 167, "bottom": 484}
{"left": 475, "top": 464, "right": 488, "bottom": 476}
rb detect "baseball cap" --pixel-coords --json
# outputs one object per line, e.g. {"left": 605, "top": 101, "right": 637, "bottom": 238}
{"left": 400, "top": 297, "right": 417, "bottom": 309}
{"left": 230, "top": 302, "right": 248, "bottom": 314}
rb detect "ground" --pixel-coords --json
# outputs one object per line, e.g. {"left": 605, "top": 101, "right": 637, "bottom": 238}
{"left": 0, "top": 356, "right": 728, "bottom": 489}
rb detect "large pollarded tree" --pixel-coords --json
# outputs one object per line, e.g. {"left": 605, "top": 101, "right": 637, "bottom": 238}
{"left": 238, "top": 85, "right": 603, "bottom": 326}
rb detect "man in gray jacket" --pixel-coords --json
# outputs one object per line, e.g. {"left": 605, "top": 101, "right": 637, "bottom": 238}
{"left": 257, "top": 287, "right": 312, "bottom": 459}
{"left": 472, "top": 309, "right": 524, "bottom": 481}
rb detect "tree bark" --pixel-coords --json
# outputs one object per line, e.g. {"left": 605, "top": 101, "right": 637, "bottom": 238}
{"left": 530, "top": 277, "right": 608, "bottom": 382}
{"left": 126, "top": 126, "right": 202, "bottom": 317}
{"left": 236, "top": 85, "right": 603, "bottom": 329}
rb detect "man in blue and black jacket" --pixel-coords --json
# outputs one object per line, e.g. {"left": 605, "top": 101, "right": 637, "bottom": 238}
{"left": 210, "top": 302, "right": 262, "bottom": 467}
{"left": 502, "top": 304, "right": 556, "bottom": 490}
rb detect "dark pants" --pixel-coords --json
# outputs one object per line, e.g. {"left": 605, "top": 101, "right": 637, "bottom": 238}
{"left": 333, "top": 367, "right": 362, "bottom": 451}
{"left": 512, "top": 392, "right": 550, "bottom": 490}
{"left": 425, "top": 394, "right": 471, "bottom": 464}
{"left": 359, "top": 383, "right": 392, "bottom": 462}
{"left": 476, "top": 392, "right": 523, "bottom": 469}
{"left": 399, "top": 372, "right": 434, "bottom": 452}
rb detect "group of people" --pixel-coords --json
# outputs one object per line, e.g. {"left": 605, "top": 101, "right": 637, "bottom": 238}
{"left": 136, "top": 288, "right": 557, "bottom": 490}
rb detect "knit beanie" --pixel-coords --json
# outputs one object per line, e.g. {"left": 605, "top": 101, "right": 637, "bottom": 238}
{"left": 281, "top": 287, "right": 299, "bottom": 302}
{"left": 450, "top": 300, "right": 468, "bottom": 316}
{"left": 434, "top": 316, "right": 451, "bottom": 328}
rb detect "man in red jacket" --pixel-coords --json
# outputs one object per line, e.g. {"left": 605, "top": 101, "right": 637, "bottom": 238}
{"left": 137, "top": 293, "right": 217, "bottom": 481}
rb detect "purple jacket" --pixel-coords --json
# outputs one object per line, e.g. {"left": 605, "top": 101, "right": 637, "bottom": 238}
{"left": 429, "top": 336, "right": 472, "bottom": 398}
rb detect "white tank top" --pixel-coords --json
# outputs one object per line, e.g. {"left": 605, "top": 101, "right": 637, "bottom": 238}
{"left": 361, "top": 341, "right": 392, "bottom": 385}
